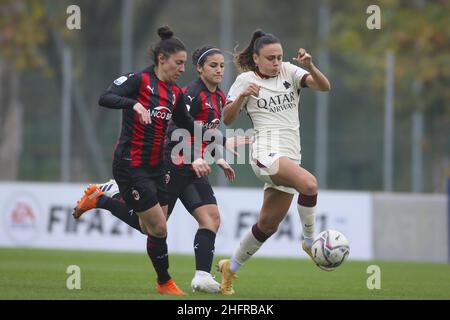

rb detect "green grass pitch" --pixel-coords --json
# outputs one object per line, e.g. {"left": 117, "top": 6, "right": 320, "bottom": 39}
{"left": 1, "top": 247, "right": 449, "bottom": 300}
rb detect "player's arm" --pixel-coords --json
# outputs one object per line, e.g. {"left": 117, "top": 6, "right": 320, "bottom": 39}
{"left": 293, "top": 48, "right": 331, "bottom": 92}
{"left": 222, "top": 83, "right": 260, "bottom": 126}
{"left": 216, "top": 158, "right": 235, "bottom": 182}
{"left": 98, "top": 73, "right": 141, "bottom": 110}
{"left": 99, "top": 73, "right": 150, "bottom": 124}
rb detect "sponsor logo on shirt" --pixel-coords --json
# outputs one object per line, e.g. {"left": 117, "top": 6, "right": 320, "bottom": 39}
{"left": 256, "top": 92, "right": 296, "bottom": 113}
{"left": 149, "top": 106, "right": 172, "bottom": 120}
{"left": 195, "top": 118, "right": 220, "bottom": 129}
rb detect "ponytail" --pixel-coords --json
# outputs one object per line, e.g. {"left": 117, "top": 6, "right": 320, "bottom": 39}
{"left": 234, "top": 29, "right": 280, "bottom": 72}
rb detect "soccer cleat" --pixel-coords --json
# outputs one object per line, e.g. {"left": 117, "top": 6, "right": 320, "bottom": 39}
{"left": 156, "top": 279, "right": 186, "bottom": 295}
{"left": 72, "top": 184, "right": 104, "bottom": 219}
{"left": 217, "top": 259, "right": 238, "bottom": 295}
{"left": 191, "top": 272, "right": 220, "bottom": 293}
{"left": 302, "top": 240, "right": 334, "bottom": 272}
{"left": 97, "top": 179, "right": 120, "bottom": 198}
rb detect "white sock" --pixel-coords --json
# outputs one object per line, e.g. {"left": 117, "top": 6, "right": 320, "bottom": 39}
{"left": 229, "top": 257, "right": 241, "bottom": 273}
{"left": 230, "top": 228, "right": 264, "bottom": 273}
{"left": 297, "top": 204, "right": 316, "bottom": 242}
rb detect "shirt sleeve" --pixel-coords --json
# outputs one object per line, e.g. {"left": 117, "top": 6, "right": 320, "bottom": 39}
{"left": 284, "top": 62, "right": 310, "bottom": 90}
{"left": 226, "top": 74, "right": 249, "bottom": 110}
{"left": 98, "top": 73, "right": 141, "bottom": 110}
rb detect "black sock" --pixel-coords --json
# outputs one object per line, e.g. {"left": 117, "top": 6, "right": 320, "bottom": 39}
{"left": 147, "top": 235, "right": 171, "bottom": 284}
{"left": 193, "top": 228, "right": 216, "bottom": 273}
{"left": 97, "top": 195, "right": 143, "bottom": 234}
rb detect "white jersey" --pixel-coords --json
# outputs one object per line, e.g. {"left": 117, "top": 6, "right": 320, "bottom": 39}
{"left": 227, "top": 62, "right": 310, "bottom": 162}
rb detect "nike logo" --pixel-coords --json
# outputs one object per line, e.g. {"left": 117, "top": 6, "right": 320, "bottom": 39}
{"left": 304, "top": 224, "right": 313, "bottom": 228}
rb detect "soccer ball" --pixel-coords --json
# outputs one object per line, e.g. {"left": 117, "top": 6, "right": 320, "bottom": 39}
{"left": 311, "top": 230, "right": 350, "bottom": 271}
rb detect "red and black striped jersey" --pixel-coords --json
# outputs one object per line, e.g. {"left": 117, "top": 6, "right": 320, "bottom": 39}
{"left": 99, "top": 65, "right": 202, "bottom": 169}
{"left": 165, "top": 78, "right": 226, "bottom": 175}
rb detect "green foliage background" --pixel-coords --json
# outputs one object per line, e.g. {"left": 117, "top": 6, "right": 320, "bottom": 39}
{"left": 1, "top": 0, "right": 448, "bottom": 192}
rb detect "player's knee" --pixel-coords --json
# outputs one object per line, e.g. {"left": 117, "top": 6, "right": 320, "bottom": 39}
{"left": 146, "top": 222, "right": 167, "bottom": 238}
{"left": 209, "top": 210, "right": 220, "bottom": 230}
{"left": 301, "top": 176, "right": 318, "bottom": 195}
{"left": 138, "top": 219, "right": 148, "bottom": 235}
{"left": 198, "top": 211, "right": 220, "bottom": 232}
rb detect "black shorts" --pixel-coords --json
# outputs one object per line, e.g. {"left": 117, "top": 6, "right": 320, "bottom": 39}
{"left": 112, "top": 162, "right": 169, "bottom": 212}
{"left": 166, "top": 171, "right": 217, "bottom": 217}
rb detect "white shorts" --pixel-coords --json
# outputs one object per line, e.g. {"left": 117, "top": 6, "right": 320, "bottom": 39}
{"left": 250, "top": 151, "right": 300, "bottom": 195}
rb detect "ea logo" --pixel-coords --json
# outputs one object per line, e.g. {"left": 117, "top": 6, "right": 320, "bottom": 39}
{"left": 132, "top": 189, "right": 140, "bottom": 201}
{"left": 2, "top": 193, "right": 42, "bottom": 245}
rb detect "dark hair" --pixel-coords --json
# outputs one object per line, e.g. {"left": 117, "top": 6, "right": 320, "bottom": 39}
{"left": 192, "top": 45, "right": 223, "bottom": 66}
{"left": 235, "top": 29, "right": 280, "bottom": 72}
{"left": 151, "top": 26, "right": 186, "bottom": 65}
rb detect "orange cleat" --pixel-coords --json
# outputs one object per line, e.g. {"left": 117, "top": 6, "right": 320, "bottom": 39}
{"left": 72, "top": 184, "right": 104, "bottom": 219}
{"left": 156, "top": 279, "right": 186, "bottom": 295}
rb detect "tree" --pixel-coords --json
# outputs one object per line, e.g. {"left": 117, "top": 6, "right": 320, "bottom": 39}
{"left": 328, "top": 0, "right": 450, "bottom": 191}
{"left": 329, "top": 0, "right": 450, "bottom": 113}
{"left": 0, "top": 0, "right": 50, "bottom": 180}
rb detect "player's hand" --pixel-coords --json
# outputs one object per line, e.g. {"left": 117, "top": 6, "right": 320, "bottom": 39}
{"left": 241, "top": 83, "right": 260, "bottom": 98}
{"left": 192, "top": 158, "right": 212, "bottom": 178}
{"left": 133, "top": 102, "right": 151, "bottom": 125}
{"left": 225, "top": 136, "right": 254, "bottom": 157}
{"left": 216, "top": 158, "right": 236, "bottom": 182}
{"left": 293, "top": 48, "right": 313, "bottom": 70}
